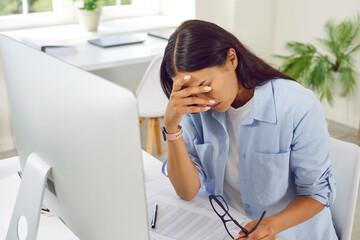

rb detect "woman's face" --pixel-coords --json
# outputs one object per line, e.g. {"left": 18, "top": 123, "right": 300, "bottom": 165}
{"left": 173, "top": 49, "right": 249, "bottom": 112}
{"left": 176, "top": 65, "right": 239, "bottom": 112}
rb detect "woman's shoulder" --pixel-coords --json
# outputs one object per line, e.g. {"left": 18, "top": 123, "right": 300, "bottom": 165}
{"left": 266, "top": 78, "right": 324, "bottom": 118}
{"left": 271, "top": 78, "right": 317, "bottom": 103}
{"left": 271, "top": 78, "right": 309, "bottom": 92}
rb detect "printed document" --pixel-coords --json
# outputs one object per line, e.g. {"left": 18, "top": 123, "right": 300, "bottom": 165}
{"left": 145, "top": 180, "right": 250, "bottom": 240}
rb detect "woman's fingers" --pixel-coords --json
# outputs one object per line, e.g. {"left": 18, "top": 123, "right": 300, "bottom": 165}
{"left": 173, "top": 85, "right": 212, "bottom": 98}
{"left": 180, "top": 105, "right": 211, "bottom": 114}
{"left": 234, "top": 221, "right": 255, "bottom": 240}
{"left": 176, "top": 96, "right": 216, "bottom": 107}
{"left": 234, "top": 220, "right": 276, "bottom": 240}
{"left": 172, "top": 75, "right": 191, "bottom": 92}
{"left": 172, "top": 75, "right": 212, "bottom": 98}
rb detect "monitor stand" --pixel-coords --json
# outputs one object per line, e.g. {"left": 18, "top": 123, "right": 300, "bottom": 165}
{"left": 6, "top": 153, "right": 52, "bottom": 240}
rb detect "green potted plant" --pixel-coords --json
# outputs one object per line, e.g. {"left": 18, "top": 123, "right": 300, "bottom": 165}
{"left": 74, "top": 0, "right": 101, "bottom": 32}
{"left": 274, "top": 14, "right": 360, "bottom": 105}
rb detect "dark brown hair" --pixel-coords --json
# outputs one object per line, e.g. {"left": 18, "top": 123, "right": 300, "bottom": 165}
{"left": 160, "top": 19, "right": 294, "bottom": 98}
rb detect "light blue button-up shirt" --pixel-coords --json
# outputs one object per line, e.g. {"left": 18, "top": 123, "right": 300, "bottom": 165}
{"left": 163, "top": 79, "right": 338, "bottom": 239}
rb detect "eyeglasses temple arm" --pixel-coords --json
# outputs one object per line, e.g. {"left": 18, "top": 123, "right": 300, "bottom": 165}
{"left": 231, "top": 220, "right": 249, "bottom": 235}
{"left": 249, "top": 211, "right": 267, "bottom": 234}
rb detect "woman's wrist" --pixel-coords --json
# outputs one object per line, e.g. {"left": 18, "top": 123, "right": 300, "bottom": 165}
{"left": 164, "top": 124, "right": 180, "bottom": 134}
{"left": 265, "top": 216, "right": 281, "bottom": 235}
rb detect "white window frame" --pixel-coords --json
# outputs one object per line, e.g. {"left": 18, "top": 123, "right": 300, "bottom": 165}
{"left": 0, "top": 0, "right": 160, "bottom": 31}
{"left": 100, "top": 0, "right": 160, "bottom": 21}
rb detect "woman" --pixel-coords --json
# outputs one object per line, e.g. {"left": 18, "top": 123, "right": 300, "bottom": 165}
{"left": 160, "top": 19, "right": 337, "bottom": 240}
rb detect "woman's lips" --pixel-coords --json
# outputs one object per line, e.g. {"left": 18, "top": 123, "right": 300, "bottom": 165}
{"left": 211, "top": 102, "right": 220, "bottom": 109}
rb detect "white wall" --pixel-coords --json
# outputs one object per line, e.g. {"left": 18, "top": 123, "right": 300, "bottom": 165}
{"left": 196, "top": 0, "right": 360, "bottom": 129}
{"left": 233, "top": 0, "right": 277, "bottom": 62}
{"left": 196, "top": 0, "right": 236, "bottom": 33}
{"left": 196, "top": 0, "right": 277, "bottom": 61}
{"left": 160, "top": 0, "right": 195, "bottom": 21}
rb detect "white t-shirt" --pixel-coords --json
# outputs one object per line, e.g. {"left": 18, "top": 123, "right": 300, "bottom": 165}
{"left": 224, "top": 98, "right": 253, "bottom": 215}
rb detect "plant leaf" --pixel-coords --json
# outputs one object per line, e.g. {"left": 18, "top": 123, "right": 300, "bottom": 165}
{"left": 274, "top": 42, "right": 317, "bottom": 83}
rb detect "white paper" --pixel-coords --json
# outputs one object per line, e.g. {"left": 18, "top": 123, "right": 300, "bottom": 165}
{"left": 146, "top": 184, "right": 250, "bottom": 240}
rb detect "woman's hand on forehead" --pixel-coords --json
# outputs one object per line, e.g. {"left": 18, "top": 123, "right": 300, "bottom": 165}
{"left": 164, "top": 74, "right": 215, "bottom": 131}
{"left": 172, "top": 74, "right": 191, "bottom": 91}
{"left": 173, "top": 74, "right": 206, "bottom": 90}
{"left": 172, "top": 75, "right": 211, "bottom": 98}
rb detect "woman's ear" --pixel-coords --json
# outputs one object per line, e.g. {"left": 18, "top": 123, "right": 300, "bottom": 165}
{"left": 227, "top": 48, "right": 238, "bottom": 70}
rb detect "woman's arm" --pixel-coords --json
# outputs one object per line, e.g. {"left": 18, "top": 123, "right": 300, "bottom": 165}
{"left": 269, "top": 196, "right": 325, "bottom": 233}
{"left": 236, "top": 196, "right": 325, "bottom": 240}
{"left": 164, "top": 74, "right": 214, "bottom": 200}
{"left": 166, "top": 136, "right": 200, "bottom": 200}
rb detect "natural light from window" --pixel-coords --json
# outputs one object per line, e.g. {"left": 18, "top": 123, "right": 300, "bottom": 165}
{"left": 0, "top": 0, "right": 160, "bottom": 31}
{"left": 0, "top": 0, "right": 133, "bottom": 16}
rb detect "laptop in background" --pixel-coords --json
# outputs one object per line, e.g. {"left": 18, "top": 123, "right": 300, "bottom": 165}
{"left": 147, "top": 28, "right": 176, "bottom": 40}
{"left": 88, "top": 32, "right": 148, "bottom": 48}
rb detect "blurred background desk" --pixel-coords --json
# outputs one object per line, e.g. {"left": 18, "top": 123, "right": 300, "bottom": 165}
{"left": 2, "top": 15, "right": 178, "bottom": 92}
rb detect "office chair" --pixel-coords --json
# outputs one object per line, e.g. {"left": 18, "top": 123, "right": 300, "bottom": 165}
{"left": 136, "top": 55, "right": 168, "bottom": 155}
{"left": 329, "top": 137, "right": 360, "bottom": 240}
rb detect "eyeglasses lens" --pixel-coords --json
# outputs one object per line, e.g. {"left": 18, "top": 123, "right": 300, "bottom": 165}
{"left": 212, "top": 197, "right": 229, "bottom": 216}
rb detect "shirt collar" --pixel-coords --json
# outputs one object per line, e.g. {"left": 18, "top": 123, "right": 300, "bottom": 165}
{"left": 212, "top": 80, "right": 277, "bottom": 125}
{"left": 251, "top": 80, "right": 277, "bottom": 124}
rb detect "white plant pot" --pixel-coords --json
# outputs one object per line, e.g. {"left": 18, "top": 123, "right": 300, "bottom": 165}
{"left": 332, "top": 72, "right": 346, "bottom": 97}
{"left": 77, "top": 8, "right": 101, "bottom": 32}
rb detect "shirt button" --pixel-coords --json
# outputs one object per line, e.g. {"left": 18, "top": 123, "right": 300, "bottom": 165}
{"left": 330, "top": 173, "right": 333, "bottom": 178}
{"left": 241, "top": 153, "right": 246, "bottom": 159}
{"left": 241, "top": 179, "right": 246, "bottom": 184}
{"left": 244, "top": 204, "right": 250, "bottom": 208}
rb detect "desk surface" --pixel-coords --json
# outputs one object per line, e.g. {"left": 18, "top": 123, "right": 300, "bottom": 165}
{"left": 3, "top": 15, "right": 178, "bottom": 71}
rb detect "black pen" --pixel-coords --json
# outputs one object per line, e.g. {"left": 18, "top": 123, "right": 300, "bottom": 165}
{"left": 151, "top": 202, "right": 158, "bottom": 229}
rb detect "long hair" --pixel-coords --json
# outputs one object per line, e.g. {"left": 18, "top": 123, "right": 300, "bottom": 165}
{"left": 160, "top": 19, "right": 294, "bottom": 98}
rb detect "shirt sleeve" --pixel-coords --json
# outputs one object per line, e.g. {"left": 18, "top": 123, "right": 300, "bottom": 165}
{"left": 290, "top": 96, "right": 336, "bottom": 207}
{"left": 161, "top": 114, "right": 207, "bottom": 188}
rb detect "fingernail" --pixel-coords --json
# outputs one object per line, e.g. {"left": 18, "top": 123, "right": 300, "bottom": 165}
{"left": 209, "top": 100, "right": 215, "bottom": 104}
{"left": 184, "top": 75, "right": 191, "bottom": 80}
{"left": 236, "top": 233, "right": 244, "bottom": 238}
{"left": 204, "top": 86, "right": 212, "bottom": 91}
{"left": 205, "top": 106, "right": 210, "bottom": 110}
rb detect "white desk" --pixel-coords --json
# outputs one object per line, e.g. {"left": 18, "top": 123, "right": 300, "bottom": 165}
{"left": 0, "top": 152, "right": 251, "bottom": 240}
{"left": 3, "top": 15, "right": 178, "bottom": 71}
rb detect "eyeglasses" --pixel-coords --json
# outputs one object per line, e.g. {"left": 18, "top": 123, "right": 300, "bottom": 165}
{"left": 209, "top": 195, "right": 266, "bottom": 239}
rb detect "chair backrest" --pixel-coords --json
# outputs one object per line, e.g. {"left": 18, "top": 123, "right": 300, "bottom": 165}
{"left": 330, "top": 137, "right": 360, "bottom": 240}
{"left": 136, "top": 55, "right": 168, "bottom": 118}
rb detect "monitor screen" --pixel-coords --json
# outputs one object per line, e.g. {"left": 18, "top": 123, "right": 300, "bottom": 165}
{"left": 0, "top": 34, "right": 149, "bottom": 240}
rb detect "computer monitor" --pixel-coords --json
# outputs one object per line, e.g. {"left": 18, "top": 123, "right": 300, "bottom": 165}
{"left": 0, "top": 34, "right": 150, "bottom": 240}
